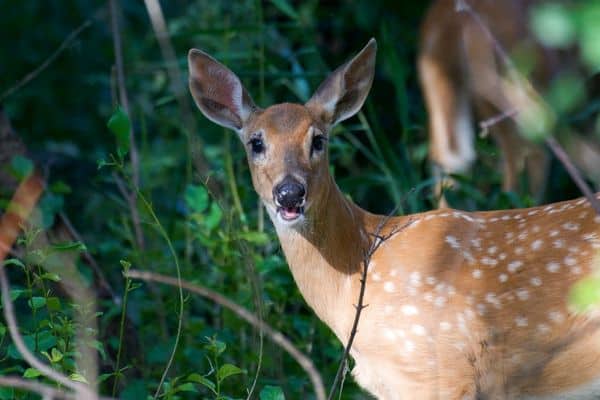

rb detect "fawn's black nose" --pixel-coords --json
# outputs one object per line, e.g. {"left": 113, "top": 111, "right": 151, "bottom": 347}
{"left": 274, "top": 177, "right": 306, "bottom": 208}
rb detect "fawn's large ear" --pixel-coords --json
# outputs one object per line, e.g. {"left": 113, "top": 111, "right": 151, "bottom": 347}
{"left": 188, "top": 49, "right": 257, "bottom": 131}
{"left": 306, "top": 39, "right": 377, "bottom": 127}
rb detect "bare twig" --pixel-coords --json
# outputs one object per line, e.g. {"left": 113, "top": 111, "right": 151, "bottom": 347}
{"left": 479, "top": 108, "right": 518, "bottom": 138}
{"left": 545, "top": 137, "right": 600, "bottom": 214}
{"left": 109, "top": 0, "right": 145, "bottom": 250}
{"left": 57, "top": 212, "right": 120, "bottom": 304}
{"left": 327, "top": 212, "right": 414, "bottom": 400}
{"left": 124, "top": 269, "right": 326, "bottom": 400}
{"left": 0, "top": 7, "right": 107, "bottom": 102}
{"left": 458, "top": 0, "right": 600, "bottom": 215}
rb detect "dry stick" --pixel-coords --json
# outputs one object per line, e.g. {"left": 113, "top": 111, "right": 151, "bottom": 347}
{"left": 109, "top": 0, "right": 145, "bottom": 250}
{"left": 142, "top": 0, "right": 214, "bottom": 192}
{"left": 327, "top": 214, "right": 414, "bottom": 400}
{"left": 124, "top": 269, "right": 327, "bottom": 400}
{"left": 457, "top": 0, "right": 600, "bottom": 216}
{"left": 0, "top": 173, "right": 96, "bottom": 399}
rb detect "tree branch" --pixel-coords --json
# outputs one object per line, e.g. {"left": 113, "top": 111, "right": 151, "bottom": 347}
{"left": 0, "top": 376, "right": 116, "bottom": 400}
{"left": 327, "top": 214, "right": 414, "bottom": 399}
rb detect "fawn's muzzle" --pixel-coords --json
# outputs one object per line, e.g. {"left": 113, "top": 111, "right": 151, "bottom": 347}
{"left": 273, "top": 177, "right": 306, "bottom": 221}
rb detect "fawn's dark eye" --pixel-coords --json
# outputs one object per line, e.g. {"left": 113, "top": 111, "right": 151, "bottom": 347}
{"left": 248, "top": 136, "right": 265, "bottom": 155}
{"left": 311, "top": 135, "right": 327, "bottom": 155}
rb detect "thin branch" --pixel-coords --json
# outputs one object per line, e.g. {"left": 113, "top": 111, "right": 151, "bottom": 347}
{"left": 327, "top": 212, "right": 414, "bottom": 400}
{"left": 0, "top": 7, "right": 107, "bottom": 102}
{"left": 57, "top": 212, "right": 120, "bottom": 304}
{"left": 109, "top": 0, "right": 145, "bottom": 250}
{"left": 0, "top": 376, "right": 117, "bottom": 400}
{"left": 458, "top": 0, "right": 600, "bottom": 215}
{"left": 478, "top": 108, "right": 518, "bottom": 138}
{"left": 124, "top": 269, "right": 326, "bottom": 400}
{"left": 545, "top": 137, "right": 600, "bottom": 214}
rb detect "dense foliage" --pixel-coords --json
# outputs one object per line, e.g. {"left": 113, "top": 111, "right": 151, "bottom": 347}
{"left": 0, "top": 1, "right": 599, "bottom": 399}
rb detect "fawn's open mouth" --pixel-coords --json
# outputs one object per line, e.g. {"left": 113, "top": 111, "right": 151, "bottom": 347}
{"left": 277, "top": 205, "right": 305, "bottom": 221}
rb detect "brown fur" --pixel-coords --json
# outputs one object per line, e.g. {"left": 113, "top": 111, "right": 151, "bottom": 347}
{"left": 189, "top": 40, "right": 600, "bottom": 399}
{"left": 419, "top": 0, "right": 600, "bottom": 203}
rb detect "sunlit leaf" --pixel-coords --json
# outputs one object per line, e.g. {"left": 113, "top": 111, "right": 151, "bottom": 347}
{"left": 531, "top": 3, "right": 575, "bottom": 48}
{"left": 70, "top": 373, "right": 89, "bottom": 383}
{"left": 569, "top": 276, "right": 600, "bottom": 312}
{"left": 23, "top": 368, "right": 42, "bottom": 379}
{"left": 217, "top": 363, "right": 245, "bottom": 383}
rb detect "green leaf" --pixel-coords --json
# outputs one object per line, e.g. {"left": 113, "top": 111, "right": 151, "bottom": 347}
{"left": 531, "top": 3, "right": 575, "bottom": 48}
{"left": 3, "top": 258, "right": 26, "bottom": 269}
{"left": 49, "top": 180, "right": 72, "bottom": 194}
{"left": 188, "top": 373, "right": 216, "bottom": 394}
{"left": 259, "top": 385, "right": 285, "bottom": 400}
{"left": 41, "top": 273, "right": 61, "bottom": 282}
{"left": 23, "top": 368, "right": 42, "bottom": 379}
{"left": 46, "top": 297, "right": 61, "bottom": 312}
{"left": 205, "top": 202, "right": 223, "bottom": 230}
{"left": 50, "top": 241, "right": 87, "bottom": 253}
{"left": 70, "top": 373, "right": 89, "bottom": 383}
{"left": 9, "top": 155, "right": 34, "bottom": 180}
{"left": 580, "top": 3, "right": 600, "bottom": 71}
{"left": 217, "top": 363, "right": 244, "bottom": 383}
{"left": 238, "top": 231, "right": 270, "bottom": 245}
{"left": 269, "top": 0, "right": 298, "bottom": 20}
{"left": 107, "top": 106, "right": 131, "bottom": 156}
{"left": 50, "top": 348, "right": 64, "bottom": 363}
{"left": 28, "top": 296, "right": 46, "bottom": 310}
{"left": 97, "top": 373, "right": 114, "bottom": 384}
{"left": 39, "top": 192, "right": 64, "bottom": 229}
{"left": 10, "top": 289, "right": 26, "bottom": 301}
{"left": 569, "top": 276, "right": 600, "bottom": 312}
{"left": 185, "top": 184, "right": 209, "bottom": 213}
{"left": 176, "top": 382, "right": 197, "bottom": 393}
{"left": 204, "top": 337, "right": 226, "bottom": 356}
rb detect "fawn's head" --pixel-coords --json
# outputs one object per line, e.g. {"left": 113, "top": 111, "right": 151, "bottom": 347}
{"left": 188, "top": 39, "right": 376, "bottom": 228}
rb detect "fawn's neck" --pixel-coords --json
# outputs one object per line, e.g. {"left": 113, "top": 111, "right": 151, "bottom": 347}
{"left": 272, "top": 176, "right": 370, "bottom": 339}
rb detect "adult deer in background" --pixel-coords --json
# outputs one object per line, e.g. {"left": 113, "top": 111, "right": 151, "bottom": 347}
{"left": 189, "top": 39, "right": 600, "bottom": 398}
{"left": 419, "top": 0, "right": 600, "bottom": 206}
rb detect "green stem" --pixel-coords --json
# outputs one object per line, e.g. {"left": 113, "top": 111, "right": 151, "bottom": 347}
{"left": 137, "top": 192, "right": 185, "bottom": 400}
{"left": 111, "top": 270, "right": 131, "bottom": 397}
